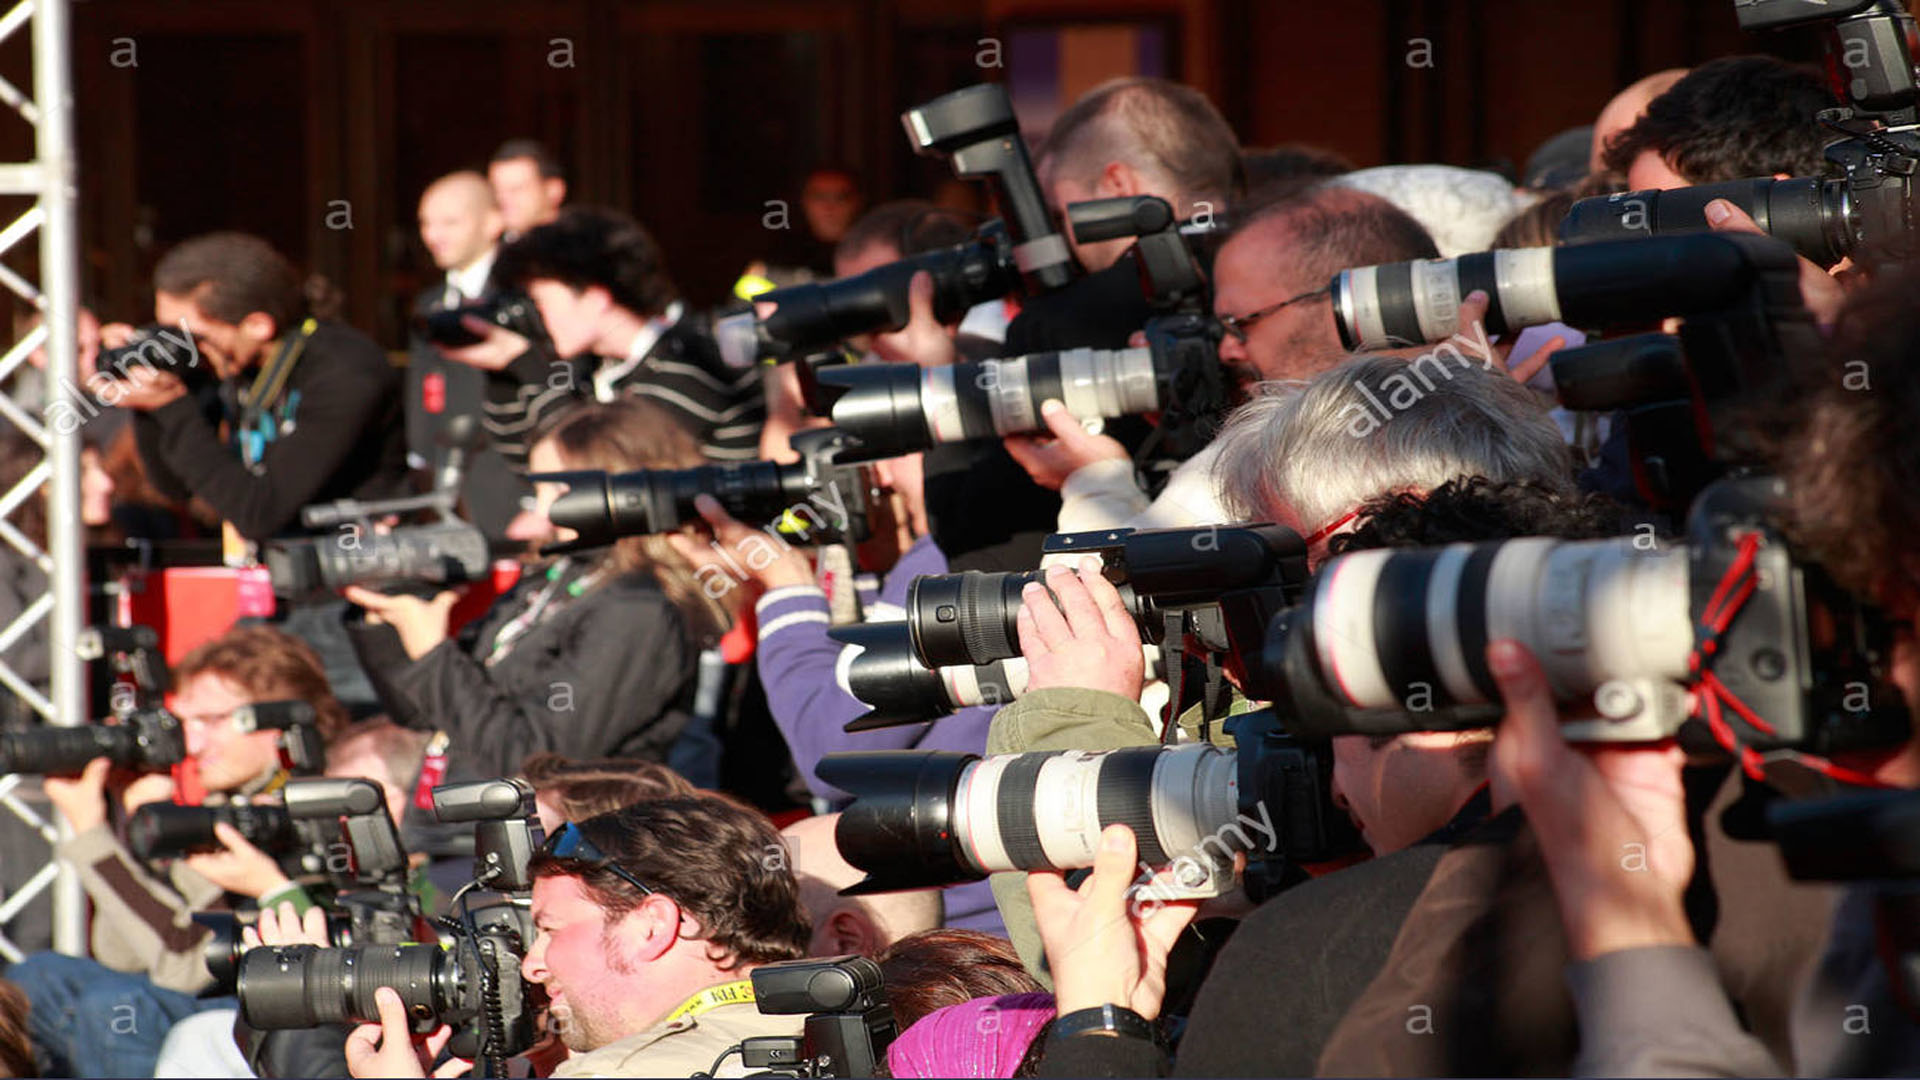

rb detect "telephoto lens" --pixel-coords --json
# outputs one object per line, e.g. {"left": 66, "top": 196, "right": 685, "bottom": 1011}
{"left": 1328, "top": 232, "right": 1801, "bottom": 350}
{"left": 814, "top": 348, "right": 1159, "bottom": 458}
{"left": 1558, "top": 177, "right": 1851, "bottom": 268}
{"left": 818, "top": 746, "right": 1248, "bottom": 896}
{"left": 831, "top": 622, "right": 1029, "bottom": 730}
{"left": 126, "top": 803, "right": 297, "bottom": 861}
{"left": 237, "top": 943, "right": 459, "bottom": 1030}
{"left": 0, "top": 709, "right": 186, "bottom": 777}
{"left": 544, "top": 460, "right": 817, "bottom": 542}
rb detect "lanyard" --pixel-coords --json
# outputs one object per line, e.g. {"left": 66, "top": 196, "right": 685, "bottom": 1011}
{"left": 483, "top": 559, "right": 603, "bottom": 667}
{"left": 238, "top": 318, "right": 318, "bottom": 467}
{"left": 663, "top": 980, "right": 756, "bottom": 1024}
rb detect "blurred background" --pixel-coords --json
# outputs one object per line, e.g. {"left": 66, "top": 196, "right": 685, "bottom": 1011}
{"left": 61, "top": 0, "right": 1827, "bottom": 346}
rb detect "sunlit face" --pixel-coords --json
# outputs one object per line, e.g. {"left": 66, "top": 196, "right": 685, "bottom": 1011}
{"left": 1330, "top": 732, "right": 1484, "bottom": 855}
{"left": 172, "top": 672, "right": 282, "bottom": 793}
{"left": 525, "top": 279, "right": 606, "bottom": 360}
{"left": 489, "top": 158, "right": 565, "bottom": 236}
{"left": 1211, "top": 220, "right": 1341, "bottom": 390}
{"left": 521, "top": 876, "right": 646, "bottom": 1052}
{"left": 153, "top": 291, "right": 269, "bottom": 381}
{"left": 526, "top": 438, "right": 572, "bottom": 546}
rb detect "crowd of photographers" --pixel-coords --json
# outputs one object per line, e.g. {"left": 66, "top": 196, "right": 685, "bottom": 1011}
{"left": 1, "top": 3, "right": 1919, "bottom": 1074}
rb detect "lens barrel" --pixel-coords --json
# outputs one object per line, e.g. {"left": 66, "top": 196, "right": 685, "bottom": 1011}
{"left": 237, "top": 943, "right": 456, "bottom": 1030}
{"left": 127, "top": 803, "right": 296, "bottom": 861}
{"left": 1559, "top": 176, "right": 1850, "bottom": 268}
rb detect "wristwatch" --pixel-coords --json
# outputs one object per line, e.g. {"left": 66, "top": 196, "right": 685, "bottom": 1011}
{"left": 1050, "top": 1003, "right": 1159, "bottom": 1044}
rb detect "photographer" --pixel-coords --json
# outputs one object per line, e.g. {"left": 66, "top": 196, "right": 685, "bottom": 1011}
{"left": 1003, "top": 182, "right": 1441, "bottom": 533}
{"left": 8, "top": 626, "right": 349, "bottom": 1079}
{"left": 120, "top": 232, "right": 409, "bottom": 543}
{"left": 346, "top": 398, "right": 726, "bottom": 782}
{"left": 344, "top": 794, "right": 812, "bottom": 1078}
{"left": 1599, "top": 55, "right": 1835, "bottom": 193}
{"left": 442, "top": 206, "right": 766, "bottom": 466}
{"left": 925, "top": 77, "right": 1241, "bottom": 571}
{"left": 1496, "top": 267, "right": 1920, "bottom": 1077}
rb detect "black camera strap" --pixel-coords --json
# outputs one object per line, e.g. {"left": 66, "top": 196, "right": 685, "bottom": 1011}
{"left": 237, "top": 318, "right": 318, "bottom": 463}
{"left": 1160, "top": 610, "right": 1235, "bottom": 746}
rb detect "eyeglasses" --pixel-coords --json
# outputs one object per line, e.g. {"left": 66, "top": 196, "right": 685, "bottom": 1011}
{"left": 539, "top": 821, "right": 655, "bottom": 896}
{"left": 1217, "top": 287, "right": 1332, "bottom": 343}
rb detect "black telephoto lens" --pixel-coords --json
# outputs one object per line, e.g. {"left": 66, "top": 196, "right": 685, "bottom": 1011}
{"left": 815, "top": 752, "right": 974, "bottom": 893}
{"left": 906, "top": 570, "right": 1045, "bottom": 668}
{"left": 126, "top": 803, "right": 296, "bottom": 862}
{"left": 546, "top": 461, "right": 815, "bottom": 544}
{"left": 238, "top": 943, "right": 455, "bottom": 1030}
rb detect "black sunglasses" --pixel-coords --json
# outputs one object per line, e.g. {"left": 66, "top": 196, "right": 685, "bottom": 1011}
{"left": 540, "top": 821, "right": 655, "bottom": 896}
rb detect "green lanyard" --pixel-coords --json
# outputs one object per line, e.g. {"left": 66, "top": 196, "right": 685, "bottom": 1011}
{"left": 483, "top": 559, "right": 601, "bottom": 667}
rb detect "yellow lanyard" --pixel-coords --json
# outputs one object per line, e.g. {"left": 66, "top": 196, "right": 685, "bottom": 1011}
{"left": 663, "top": 980, "right": 756, "bottom": 1024}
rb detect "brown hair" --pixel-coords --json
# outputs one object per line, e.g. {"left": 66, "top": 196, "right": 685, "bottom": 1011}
{"left": 1776, "top": 268, "right": 1920, "bottom": 600}
{"left": 875, "top": 929, "right": 1044, "bottom": 1032}
{"left": 521, "top": 751, "right": 695, "bottom": 820}
{"left": 1490, "top": 190, "right": 1575, "bottom": 250}
{"left": 173, "top": 626, "right": 350, "bottom": 742}
{"left": 0, "top": 978, "right": 33, "bottom": 1078}
{"left": 529, "top": 793, "right": 810, "bottom": 968}
{"left": 535, "top": 398, "right": 732, "bottom": 640}
{"left": 153, "top": 232, "right": 305, "bottom": 331}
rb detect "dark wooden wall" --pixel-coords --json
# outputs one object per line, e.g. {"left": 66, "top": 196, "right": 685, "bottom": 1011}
{"left": 69, "top": 0, "right": 1829, "bottom": 346}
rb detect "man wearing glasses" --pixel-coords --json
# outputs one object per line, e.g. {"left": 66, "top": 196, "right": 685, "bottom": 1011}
{"left": 346, "top": 794, "right": 813, "bottom": 1078}
{"left": 1003, "top": 182, "right": 1441, "bottom": 533}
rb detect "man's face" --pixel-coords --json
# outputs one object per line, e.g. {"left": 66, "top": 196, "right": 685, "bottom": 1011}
{"left": 801, "top": 173, "right": 861, "bottom": 245}
{"left": 153, "top": 290, "right": 269, "bottom": 381}
{"left": 173, "top": 672, "right": 282, "bottom": 793}
{"left": 489, "top": 158, "right": 564, "bottom": 236}
{"left": 1211, "top": 221, "right": 1342, "bottom": 389}
{"left": 1330, "top": 732, "right": 1483, "bottom": 855}
{"left": 522, "top": 876, "right": 647, "bottom": 1052}
{"left": 524, "top": 438, "right": 569, "bottom": 546}
{"left": 418, "top": 188, "right": 501, "bottom": 272}
{"left": 1046, "top": 170, "right": 1132, "bottom": 274}
{"left": 526, "top": 279, "right": 606, "bottom": 359}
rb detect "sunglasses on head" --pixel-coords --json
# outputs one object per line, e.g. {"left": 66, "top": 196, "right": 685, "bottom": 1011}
{"left": 539, "top": 821, "right": 655, "bottom": 896}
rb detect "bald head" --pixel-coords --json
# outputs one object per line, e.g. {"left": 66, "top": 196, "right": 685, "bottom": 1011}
{"left": 1591, "top": 69, "right": 1688, "bottom": 174}
{"left": 781, "top": 813, "right": 941, "bottom": 959}
{"left": 418, "top": 170, "right": 503, "bottom": 272}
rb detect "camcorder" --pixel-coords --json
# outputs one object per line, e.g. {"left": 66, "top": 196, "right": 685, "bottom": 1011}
{"left": 236, "top": 778, "right": 541, "bottom": 1078}
{"left": 1560, "top": 0, "right": 1919, "bottom": 267}
{"left": 808, "top": 195, "right": 1229, "bottom": 465}
{"left": 265, "top": 417, "right": 492, "bottom": 600}
{"left": 703, "top": 956, "right": 896, "bottom": 1078}
{"left": 535, "top": 426, "right": 875, "bottom": 547}
{"left": 749, "top": 83, "right": 1074, "bottom": 362}
{"left": 414, "top": 293, "right": 544, "bottom": 349}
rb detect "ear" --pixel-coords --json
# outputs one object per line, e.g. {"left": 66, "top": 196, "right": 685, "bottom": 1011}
{"left": 825, "top": 907, "right": 882, "bottom": 958}
{"left": 1099, "top": 161, "right": 1146, "bottom": 198}
{"left": 547, "top": 178, "right": 568, "bottom": 206}
{"left": 240, "top": 311, "right": 279, "bottom": 342}
{"left": 614, "top": 894, "right": 684, "bottom": 964}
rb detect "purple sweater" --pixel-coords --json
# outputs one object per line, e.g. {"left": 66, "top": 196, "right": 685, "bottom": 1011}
{"left": 755, "top": 535, "right": 1003, "bottom": 935}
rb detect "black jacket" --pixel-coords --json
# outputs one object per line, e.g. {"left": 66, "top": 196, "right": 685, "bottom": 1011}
{"left": 132, "top": 320, "right": 409, "bottom": 541}
{"left": 346, "top": 557, "right": 698, "bottom": 779}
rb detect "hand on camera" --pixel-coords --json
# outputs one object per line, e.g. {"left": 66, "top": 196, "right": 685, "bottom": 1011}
{"left": 1028, "top": 823, "right": 1200, "bottom": 1020}
{"left": 114, "top": 365, "right": 188, "bottom": 411}
{"left": 437, "top": 317, "right": 530, "bottom": 372}
{"left": 666, "top": 493, "right": 816, "bottom": 592}
{"left": 1485, "top": 639, "right": 1696, "bottom": 961}
{"left": 1453, "top": 290, "right": 1566, "bottom": 385}
{"left": 1703, "top": 199, "right": 1847, "bottom": 330}
{"left": 344, "top": 986, "right": 468, "bottom": 1079}
{"left": 120, "top": 771, "right": 177, "bottom": 815}
{"left": 344, "top": 586, "right": 459, "bottom": 661}
{"left": 1003, "top": 400, "right": 1131, "bottom": 491}
{"left": 187, "top": 821, "right": 292, "bottom": 898}
{"left": 870, "top": 271, "right": 958, "bottom": 368}
{"left": 243, "top": 899, "right": 330, "bottom": 949}
{"left": 41, "top": 757, "right": 111, "bottom": 834}
{"left": 1016, "top": 557, "right": 1145, "bottom": 700}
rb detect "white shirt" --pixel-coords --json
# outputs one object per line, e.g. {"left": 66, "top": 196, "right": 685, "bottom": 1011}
{"left": 443, "top": 247, "right": 498, "bottom": 307}
{"left": 594, "top": 301, "right": 684, "bottom": 402}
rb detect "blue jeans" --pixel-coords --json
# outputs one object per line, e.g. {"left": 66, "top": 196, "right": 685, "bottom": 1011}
{"left": 8, "top": 951, "right": 235, "bottom": 1078}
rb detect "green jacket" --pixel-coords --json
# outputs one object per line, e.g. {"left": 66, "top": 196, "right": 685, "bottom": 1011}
{"left": 985, "top": 685, "right": 1257, "bottom": 987}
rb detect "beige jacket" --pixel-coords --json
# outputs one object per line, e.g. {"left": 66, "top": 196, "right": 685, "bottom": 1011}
{"left": 58, "top": 822, "right": 224, "bottom": 994}
{"left": 552, "top": 999, "right": 804, "bottom": 1078}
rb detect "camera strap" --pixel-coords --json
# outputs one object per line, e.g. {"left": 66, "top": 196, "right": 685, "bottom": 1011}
{"left": 663, "top": 979, "right": 756, "bottom": 1023}
{"left": 238, "top": 318, "right": 318, "bottom": 466}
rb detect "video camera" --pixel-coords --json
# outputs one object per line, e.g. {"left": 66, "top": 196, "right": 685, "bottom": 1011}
{"left": 535, "top": 426, "right": 875, "bottom": 547}
{"left": 808, "top": 195, "right": 1228, "bottom": 464}
{"left": 1560, "top": 0, "right": 1920, "bottom": 266}
{"left": 264, "top": 416, "right": 492, "bottom": 600}
{"left": 748, "top": 84, "right": 1074, "bottom": 361}
{"left": 236, "top": 778, "right": 540, "bottom": 1077}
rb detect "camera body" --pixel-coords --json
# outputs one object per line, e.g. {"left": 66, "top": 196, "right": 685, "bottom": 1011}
{"left": 414, "top": 293, "right": 544, "bottom": 349}
{"left": 732, "top": 956, "right": 897, "bottom": 1078}
{"left": 1560, "top": 0, "right": 1920, "bottom": 266}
